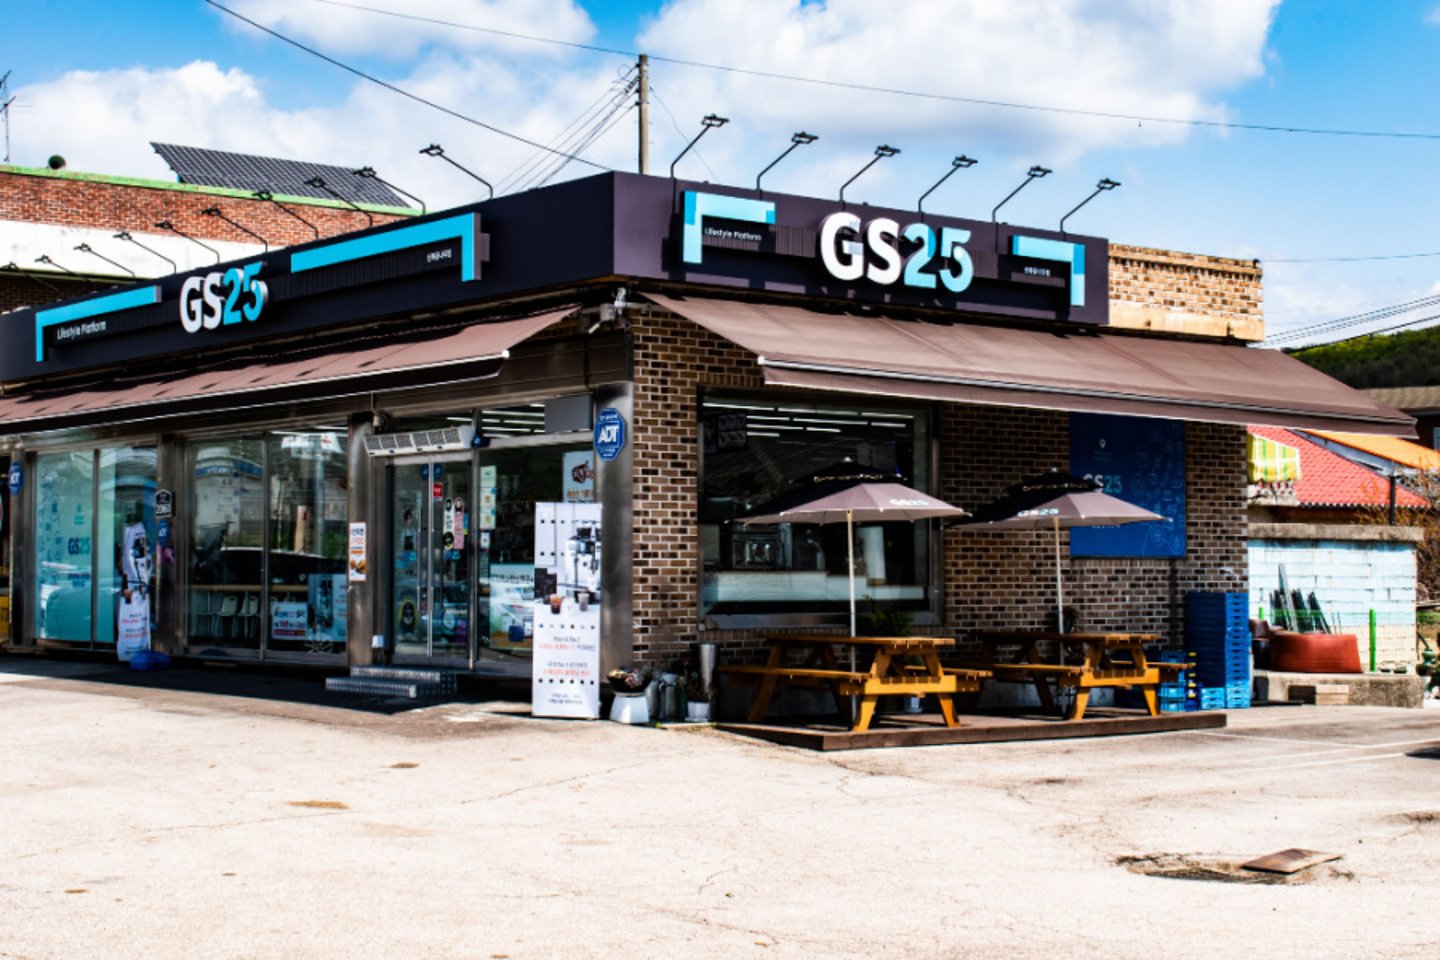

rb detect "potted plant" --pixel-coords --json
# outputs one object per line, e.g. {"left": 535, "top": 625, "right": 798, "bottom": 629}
{"left": 684, "top": 672, "right": 711, "bottom": 722}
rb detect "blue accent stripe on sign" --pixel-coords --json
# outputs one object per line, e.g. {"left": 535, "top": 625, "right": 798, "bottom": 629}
{"left": 34, "top": 285, "right": 162, "bottom": 362}
{"left": 682, "top": 192, "right": 776, "bottom": 264}
{"left": 1011, "top": 235, "right": 1086, "bottom": 308}
{"left": 291, "top": 213, "right": 481, "bottom": 281}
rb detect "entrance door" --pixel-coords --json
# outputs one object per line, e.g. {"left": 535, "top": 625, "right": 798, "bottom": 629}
{"left": 389, "top": 457, "right": 473, "bottom": 663}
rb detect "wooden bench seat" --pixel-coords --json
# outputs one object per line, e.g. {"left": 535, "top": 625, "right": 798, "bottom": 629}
{"left": 719, "top": 665, "right": 869, "bottom": 684}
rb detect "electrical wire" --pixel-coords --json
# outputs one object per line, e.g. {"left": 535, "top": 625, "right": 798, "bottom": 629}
{"left": 650, "top": 84, "right": 717, "bottom": 181}
{"left": 1284, "top": 310, "right": 1440, "bottom": 349}
{"left": 499, "top": 70, "right": 637, "bottom": 194}
{"left": 206, "top": 0, "right": 611, "bottom": 170}
{"left": 496, "top": 67, "right": 635, "bottom": 193}
{"left": 303, "top": 0, "right": 1440, "bottom": 142}
{"left": 1266, "top": 293, "right": 1440, "bottom": 345}
{"left": 1265, "top": 251, "right": 1440, "bottom": 264}
{"left": 532, "top": 102, "right": 635, "bottom": 190}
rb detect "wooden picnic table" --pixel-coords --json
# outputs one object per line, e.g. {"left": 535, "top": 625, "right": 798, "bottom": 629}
{"left": 721, "top": 632, "right": 988, "bottom": 732}
{"left": 967, "top": 630, "right": 1185, "bottom": 720}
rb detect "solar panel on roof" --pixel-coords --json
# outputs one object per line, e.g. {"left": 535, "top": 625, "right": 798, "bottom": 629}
{"left": 151, "top": 142, "right": 408, "bottom": 208}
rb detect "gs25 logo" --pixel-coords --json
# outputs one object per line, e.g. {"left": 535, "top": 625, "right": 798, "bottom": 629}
{"left": 179, "top": 262, "right": 268, "bottom": 333}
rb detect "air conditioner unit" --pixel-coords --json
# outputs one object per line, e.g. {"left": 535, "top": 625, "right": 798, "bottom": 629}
{"left": 363, "top": 425, "right": 476, "bottom": 456}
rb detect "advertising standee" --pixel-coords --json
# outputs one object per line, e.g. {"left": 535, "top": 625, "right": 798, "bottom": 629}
{"left": 531, "top": 501, "right": 602, "bottom": 719}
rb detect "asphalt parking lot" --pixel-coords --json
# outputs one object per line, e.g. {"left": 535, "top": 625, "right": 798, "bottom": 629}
{"left": 3, "top": 655, "right": 1438, "bottom": 960}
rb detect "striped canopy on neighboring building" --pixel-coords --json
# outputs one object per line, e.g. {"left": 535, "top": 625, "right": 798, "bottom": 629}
{"left": 1247, "top": 431, "right": 1301, "bottom": 483}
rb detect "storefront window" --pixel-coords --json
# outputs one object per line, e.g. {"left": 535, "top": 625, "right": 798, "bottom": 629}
{"left": 474, "top": 442, "right": 594, "bottom": 669}
{"left": 32, "top": 445, "right": 156, "bottom": 646}
{"left": 267, "top": 430, "right": 347, "bottom": 654}
{"left": 187, "top": 430, "right": 347, "bottom": 657}
{"left": 33, "top": 451, "right": 96, "bottom": 641}
{"left": 699, "top": 396, "right": 932, "bottom": 621}
{"left": 96, "top": 447, "right": 157, "bottom": 648}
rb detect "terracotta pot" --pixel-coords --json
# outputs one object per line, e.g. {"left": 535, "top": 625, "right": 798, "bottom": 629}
{"left": 1268, "top": 631, "right": 1362, "bottom": 674}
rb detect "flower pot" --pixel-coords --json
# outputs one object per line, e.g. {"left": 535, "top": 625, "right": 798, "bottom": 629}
{"left": 686, "top": 701, "right": 711, "bottom": 722}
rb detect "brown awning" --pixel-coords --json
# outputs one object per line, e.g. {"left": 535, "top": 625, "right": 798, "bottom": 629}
{"left": 647, "top": 294, "right": 1415, "bottom": 436}
{"left": 0, "top": 306, "right": 573, "bottom": 432}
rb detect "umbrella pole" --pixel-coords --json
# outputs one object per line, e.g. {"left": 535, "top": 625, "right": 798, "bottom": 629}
{"left": 847, "top": 509, "right": 858, "bottom": 724}
{"left": 1053, "top": 517, "right": 1065, "bottom": 663}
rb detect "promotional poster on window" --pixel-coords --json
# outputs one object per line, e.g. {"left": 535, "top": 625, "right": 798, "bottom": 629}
{"left": 530, "top": 501, "right": 601, "bottom": 719}
{"left": 117, "top": 521, "right": 151, "bottom": 661}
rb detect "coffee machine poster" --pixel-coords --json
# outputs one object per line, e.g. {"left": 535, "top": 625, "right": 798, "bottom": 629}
{"left": 562, "top": 450, "right": 596, "bottom": 503}
{"left": 531, "top": 501, "right": 602, "bottom": 719}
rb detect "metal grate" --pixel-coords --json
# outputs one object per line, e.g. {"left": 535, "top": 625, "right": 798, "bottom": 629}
{"left": 151, "top": 142, "right": 406, "bottom": 207}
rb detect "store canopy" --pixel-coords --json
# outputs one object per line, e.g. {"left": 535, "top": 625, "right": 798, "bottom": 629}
{"left": 646, "top": 294, "right": 1415, "bottom": 437}
{"left": 0, "top": 306, "right": 573, "bottom": 432}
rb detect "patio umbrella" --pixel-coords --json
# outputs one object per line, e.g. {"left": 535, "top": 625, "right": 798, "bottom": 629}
{"left": 954, "top": 468, "right": 1164, "bottom": 648}
{"left": 740, "top": 463, "right": 970, "bottom": 638}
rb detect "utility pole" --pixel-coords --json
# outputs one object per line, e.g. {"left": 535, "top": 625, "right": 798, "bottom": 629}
{"left": 0, "top": 71, "right": 13, "bottom": 164}
{"left": 637, "top": 54, "right": 649, "bottom": 175}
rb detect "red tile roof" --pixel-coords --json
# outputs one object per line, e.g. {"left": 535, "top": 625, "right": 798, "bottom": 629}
{"left": 1248, "top": 426, "right": 1427, "bottom": 508}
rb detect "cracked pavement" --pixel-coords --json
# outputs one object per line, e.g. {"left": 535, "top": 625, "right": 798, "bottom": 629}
{"left": 2, "top": 656, "right": 1438, "bottom": 959}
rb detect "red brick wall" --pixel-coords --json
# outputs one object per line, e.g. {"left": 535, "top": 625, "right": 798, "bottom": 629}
{"left": 940, "top": 409, "right": 1248, "bottom": 656}
{"left": 0, "top": 167, "right": 404, "bottom": 247}
{"left": 630, "top": 306, "right": 1250, "bottom": 667}
{"left": 1, "top": 166, "right": 408, "bottom": 314}
{"left": 629, "top": 308, "right": 763, "bottom": 667}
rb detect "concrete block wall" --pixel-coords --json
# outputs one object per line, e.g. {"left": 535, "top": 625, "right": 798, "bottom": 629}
{"left": 1108, "top": 244, "right": 1264, "bottom": 341}
{"left": 630, "top": 302, "right": 1252, "bottom": 669}
{"left": 1248, "top": 538, "right": 1417, "bottom": 666}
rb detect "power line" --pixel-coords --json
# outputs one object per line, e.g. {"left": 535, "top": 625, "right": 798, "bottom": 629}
{"left": 205, "top": 0, "right": 611, "bottom": 171}
{"left": 304, "top": 0, "right": 1440, "bottom": 142}
{"left": 498, "top": 68, "right": 637, "bottom": 194}
{"left": 1267, "top": 293, "right": 1440, "bottom": 345}
{"left": 1266, "top": 251, "right": 1440, "bottom": 264}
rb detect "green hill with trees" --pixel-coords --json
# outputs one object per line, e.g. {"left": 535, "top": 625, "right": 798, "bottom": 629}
{"left": 1291, "top": 326, "right": 1440, "bottom": 389}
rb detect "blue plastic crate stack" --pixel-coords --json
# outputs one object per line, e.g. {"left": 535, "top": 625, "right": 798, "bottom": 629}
{"left": 1185, "top": 591, "right": 1252, "bottom": 709}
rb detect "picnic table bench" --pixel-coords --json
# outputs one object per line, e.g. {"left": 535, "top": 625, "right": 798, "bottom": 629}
{"left": 968, "top": 630, "right": 1184, "bottom": 720}
{"left": 721, "top": 632, "right": 985, "bottom": 731}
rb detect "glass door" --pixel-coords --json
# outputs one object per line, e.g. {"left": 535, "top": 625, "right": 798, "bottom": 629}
{"left": 389, "top": 456, "right": 473, "bottom": 663}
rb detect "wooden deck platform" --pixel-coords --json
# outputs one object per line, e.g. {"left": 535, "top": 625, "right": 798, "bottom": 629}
{"left": 715, "top": 707, "right": 1226, "bottom": 751}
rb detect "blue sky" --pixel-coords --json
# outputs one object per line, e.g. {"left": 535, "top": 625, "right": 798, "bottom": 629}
{"left": 5, "top": 1, "right": 1440, "bottom": 343}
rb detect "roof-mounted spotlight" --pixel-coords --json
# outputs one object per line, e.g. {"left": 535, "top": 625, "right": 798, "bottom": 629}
{"left": 252, "top": 190, "right": 319, "bottom": 241}
{"left": 155, "top": 220, "right": 221, "bottom": 264}
{"left": 35, "top": 253, "right": 80, "bottom": 277}
{"left": 917, "top": 155, "right": 977, "bottom": 220}
{"left": 755, "top": 131, "right": 817, "bottom": 195}
{"left": 114, "top": 230, "right": 177, "bottom": 273}
{"left": 304, "top": 176, "right": 374, "bottom": 227}
{"left": 839, "top": 144, "right": 900, "bottom": 208}
{"left": 73, "top": 242, "right": 136, "bottom": 277}
{"left": 1, "top": 260, "right": 62, "bottom": 293}
{"left": 420, "top": 144, "right": 493, "bottom": 201}
{"left": 1059, "top": 177, "right": 1120, "bottom": 235}
{"left": 669, "top": 114, "right": 729, "bottom": 179}
{"left": 355, "top": 166, "right": 426, "bottom": 215}
{"left": 200, "top": 207, "right": 270, "bottom": 252}
{"left": 991, "top": 164, "right": 1051, "bottom": 223}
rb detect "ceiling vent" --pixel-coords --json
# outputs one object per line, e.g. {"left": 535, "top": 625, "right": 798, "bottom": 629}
{"left": 364, "top": 425, "right": 475, "bottom": 456}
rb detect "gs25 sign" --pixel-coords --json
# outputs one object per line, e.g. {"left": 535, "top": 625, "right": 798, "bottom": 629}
{"left": 179, "top": 262, "right": 268, "bottom": 333}
{"left": 818, "top": 213, "right": 974, "bottom": 292}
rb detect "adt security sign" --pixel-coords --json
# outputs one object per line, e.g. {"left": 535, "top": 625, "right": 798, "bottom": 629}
{"left": 7, "top": 461, "right": 22, "bottom": 496}
{"left": 594, "top": 407, "right": 626, "bottom": 461}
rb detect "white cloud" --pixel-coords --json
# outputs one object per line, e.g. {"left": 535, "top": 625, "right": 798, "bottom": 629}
{"left": 634, "top": 0, "right": 1282, "bottom": 175}
{"left": 10, "top": 0, "right": 1283, "bottom": 217}
{"left": 1426, "top": 5, "right": 1440, "bottom": 27}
